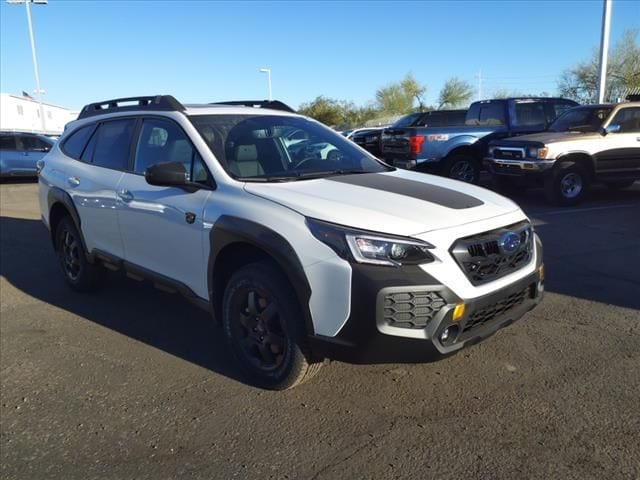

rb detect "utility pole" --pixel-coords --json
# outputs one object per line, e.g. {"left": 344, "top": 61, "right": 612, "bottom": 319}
{"left": 597, "top": 0, "right": 612, "bottom": 103}
{"left": 7, "top": 0, "right": 48, "bottom": 133}
{"left": 476, "top": 70, "right": 483, "bottom": 101}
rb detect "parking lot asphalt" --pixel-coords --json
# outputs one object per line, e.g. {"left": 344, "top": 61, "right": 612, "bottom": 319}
{"left": 1, "top": 180, "right": 639, "bottom": 480}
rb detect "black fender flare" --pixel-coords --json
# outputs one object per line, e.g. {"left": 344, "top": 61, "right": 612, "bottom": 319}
{"left": 207, "top": 215, "right": 314, "bottom": 334}
{"left": 47, "top": 187, "right": 91, "bottom": 260}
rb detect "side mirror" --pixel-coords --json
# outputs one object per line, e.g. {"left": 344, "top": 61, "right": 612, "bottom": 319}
{"left": 601, "top": 124, "right": 621, "bottom": 136}
{"left": 144, "top": 161, "right": 189, "bottom": 188}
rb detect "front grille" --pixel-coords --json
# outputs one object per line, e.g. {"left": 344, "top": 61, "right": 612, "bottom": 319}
{"left": 450, "top": 221, "right": 533, "bottom": 286}
{"left": 494, "top": 148, "right": 525, "bottom": 160}
{"left": 383, "top": 290, "right": 446, "bottom": 329}
{"left": 462, "top": 285, "right": 533, "bottom": 333}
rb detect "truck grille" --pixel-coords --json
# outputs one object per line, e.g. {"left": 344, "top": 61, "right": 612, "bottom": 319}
{"left": 493, "top": 147, "right": 525, "bottom": 160}
{"left": 462, "top": 285, "right": 533, "bottom": 333}
{"left": 383, "top": 290, "right": 446, "bottom": 329}
{"left": 450, "top": 221, "right": 533, "bottom": 286}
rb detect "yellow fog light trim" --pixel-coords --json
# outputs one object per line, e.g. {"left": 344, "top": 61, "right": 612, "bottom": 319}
{"left": 452, "top": 303, "right": 466, "bottom": 322}
{"left": 538, "top": 264, "right": 545, "bottom": 281}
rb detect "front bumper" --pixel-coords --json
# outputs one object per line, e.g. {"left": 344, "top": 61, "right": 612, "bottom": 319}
{"left": 310, "top": 261, "right": 544, "bottom": 363}
{"left": 484, "top": 157, "right": 555, "bottom": 176}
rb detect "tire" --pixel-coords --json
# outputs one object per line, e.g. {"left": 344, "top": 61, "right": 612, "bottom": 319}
{"left": 443, "top": 154, "right": 480, "bottom": 183}
{"left": 222, "top": 261, "right": 323, "bottom": 390}
{"left": 55, "top": 216, "right": 104, "bottom": 291}
{"left": 544, "top": 161, "right": 590, "bottom": 206}
{"left": 605, "top": 180, "right": 635, "bottom": 190}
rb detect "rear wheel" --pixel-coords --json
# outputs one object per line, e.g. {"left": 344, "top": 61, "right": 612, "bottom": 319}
{"left": 222, "top": 262, "right": 323, "bottom": 390}
{"left": 443, "top": 154, "right": 480, "bottom": 183}
{"left": 55, "top": 216, "right": 104, "bottom": 291}
{"left": 544, "top": 161, "right": 590, "bottom": 206}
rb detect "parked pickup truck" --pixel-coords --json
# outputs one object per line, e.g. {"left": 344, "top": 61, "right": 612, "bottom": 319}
{"left": 380, "top": 98, "right": 578, "bottom": 183}
{"left": 485, "top": 102, "right": 640, "bottom": 205}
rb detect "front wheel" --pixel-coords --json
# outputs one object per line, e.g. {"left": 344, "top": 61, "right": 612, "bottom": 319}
{"left": 544, "top": 161, "right": 590, "bottom": 206}
{"left": 222, "top": 262, "right": 323, "bottom": 390}
{"left": 443, "top": 154, "right": 480, "bottom": 183}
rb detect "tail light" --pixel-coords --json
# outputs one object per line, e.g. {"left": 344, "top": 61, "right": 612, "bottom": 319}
{"left": 408, "top": 135, "right": 425, "bottom": 154}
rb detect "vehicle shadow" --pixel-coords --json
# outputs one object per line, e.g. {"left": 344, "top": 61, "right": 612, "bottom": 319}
{"left": 0, "top": 215, "right": 245, "bottom": 384}
{"left": 493, "top": 183, "right": 640, "bottom": 310}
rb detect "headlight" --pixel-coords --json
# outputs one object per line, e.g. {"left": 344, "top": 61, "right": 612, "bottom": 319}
{"left": 307, "top": 218, "right": 435, "bottom": 267}
{"left": 528, "top": 147, "right": 548, "bottom": 159}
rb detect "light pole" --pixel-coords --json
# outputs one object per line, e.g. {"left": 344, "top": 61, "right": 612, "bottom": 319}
{"left": 597, "top": 0, "right": 612, "bottom": 103}
{"left": 259, "top": 68, "right": 272, "bottom": 101}
{"left": 7, "top": 0, "right": 47, "bottom": 133}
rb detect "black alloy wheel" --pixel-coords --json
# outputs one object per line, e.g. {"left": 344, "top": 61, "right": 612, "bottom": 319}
{"left": 232, "top": 288, "right": 288, "bottom": 372}
{"left": 222, "top": 262, "right": 323, "bottom": 389}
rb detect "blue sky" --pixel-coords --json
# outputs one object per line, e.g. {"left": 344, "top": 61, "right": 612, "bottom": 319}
{"left": 1, "top": 0, "right": 638, "bottom": 111}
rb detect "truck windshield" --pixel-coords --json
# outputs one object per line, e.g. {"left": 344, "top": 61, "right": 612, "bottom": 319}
{"left": 190, "top": 114, "right": 391, "bottom": 182}
{"left": 549, "top": 107, "right": 613, "bottom": 133}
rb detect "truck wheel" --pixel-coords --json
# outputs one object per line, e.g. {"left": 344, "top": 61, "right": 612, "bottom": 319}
{"left": 55, "top": 216, "right": 104, "bottom": 291}
{"left": 443, "top": 154, "right": 480, "bottom": 183}
{"left": 544, "top": 161, "right": 590, "bottom": 206}
{"left": 222, "top": 261, "right": 324, "bottom": 390}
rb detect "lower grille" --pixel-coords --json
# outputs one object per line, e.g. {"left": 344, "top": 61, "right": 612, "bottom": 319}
{"left": 463, "top": 286, "right": 532, "bottom": 333}
{"left": 383, "top": 291, "right": 446, "bottom": 329}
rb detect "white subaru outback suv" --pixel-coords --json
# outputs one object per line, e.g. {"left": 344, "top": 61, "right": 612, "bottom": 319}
{"left": 39, "top": 96, "right": 544, "bottom": 389}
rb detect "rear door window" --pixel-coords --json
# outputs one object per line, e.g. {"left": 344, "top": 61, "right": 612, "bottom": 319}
{"left": 22, "top": 136, "right": 52, "bottom": 152}
{"left": 0, "top": 135, "right": 16, "bottom": 150}
{"left": 466, "top": 103, "right": 505, "bottom": 126}
{"left": 89, "top": 119, "right": 136, "bottom": 170}
{"left": 513, "top": 102, "right": 546, "bottom": 127}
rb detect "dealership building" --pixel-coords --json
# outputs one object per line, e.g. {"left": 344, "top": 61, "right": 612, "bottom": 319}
{"left": 0, "top": 92, "right": 77, "bottom": 136}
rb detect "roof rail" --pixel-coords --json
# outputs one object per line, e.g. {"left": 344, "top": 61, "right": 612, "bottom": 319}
{"left": 78, "top": 95, "right": 185, "bottom": 119}
{"left": 210, "top": 100, "right": 296, "bottom": 113}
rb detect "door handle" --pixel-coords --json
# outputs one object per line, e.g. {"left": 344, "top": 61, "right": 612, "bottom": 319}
{"left": 117, "top": 189, "right": 134, "bottom": 202}
{"left": 67, "top": 176, "right": 80, "bottom": 187}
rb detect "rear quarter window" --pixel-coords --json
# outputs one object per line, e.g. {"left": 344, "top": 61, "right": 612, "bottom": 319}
{"left": 62, "top": 125, "right": 95, "bottom": 159}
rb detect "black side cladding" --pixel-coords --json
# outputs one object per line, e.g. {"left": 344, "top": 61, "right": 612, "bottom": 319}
{"left": 327, "top": 173, "right": 484, "bottom": 209}
{"left": 208, "top": 216, "right": 314, "bottom": 334}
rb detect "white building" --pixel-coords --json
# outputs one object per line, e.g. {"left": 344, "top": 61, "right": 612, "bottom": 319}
{"left": 0, "top": 93, "right": 78, "bottom": 135}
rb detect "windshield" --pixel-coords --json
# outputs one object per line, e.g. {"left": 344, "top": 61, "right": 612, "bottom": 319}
{"left": 391, "top": 112, "right": 423, "bottom": 128}
{"left": 549, "top": 107, "right": 612, "bottom": 132}
{"left": 190, "top": 114, "right": 391, "bottom": 182}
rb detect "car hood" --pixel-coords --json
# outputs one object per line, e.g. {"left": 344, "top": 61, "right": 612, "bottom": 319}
{"left": 244, "top": 169, "right": 521, "bottom": 237}
{"left": 498, "top": 131, "right": 599, "bottom": 144}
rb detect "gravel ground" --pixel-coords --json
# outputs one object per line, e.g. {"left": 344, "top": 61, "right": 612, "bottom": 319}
{"left": 1, "top": 180, "right": 639, "bottom": 479}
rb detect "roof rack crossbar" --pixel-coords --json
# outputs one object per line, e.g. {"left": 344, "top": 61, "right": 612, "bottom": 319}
{"left": 78, "top": 95, "right": 185, "bottom": 119}
{"left": 210, "top": 100, "right": 296, "bottom": 113}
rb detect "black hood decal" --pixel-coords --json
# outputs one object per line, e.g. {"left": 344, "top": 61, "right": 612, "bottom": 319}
{"left": 327, "top": 174, "right": 484, "bottom": 209}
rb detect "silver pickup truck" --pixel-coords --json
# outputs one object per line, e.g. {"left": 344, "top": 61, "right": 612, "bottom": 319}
{"left": 485, "top": 102, "right": 640, "bottom": 205}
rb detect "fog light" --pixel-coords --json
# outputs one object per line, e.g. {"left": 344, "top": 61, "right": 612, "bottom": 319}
{"left": 439, "top": 325, "right": 459, "bottom": 346}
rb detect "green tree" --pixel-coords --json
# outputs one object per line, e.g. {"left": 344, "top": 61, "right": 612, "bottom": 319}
{"left": 375, "top": 73, "right": 426, "bottom": 114}
{"left": 558, "top": 28, "right": 640, "bottom": 103}
{"left": 437, "top": 77, "right": 474, "bottom": 109}
{"left": 297, "top": 96, "right": 349, "bottom": 127}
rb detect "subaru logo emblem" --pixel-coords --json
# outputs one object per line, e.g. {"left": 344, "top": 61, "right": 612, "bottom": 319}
{"left": 498, "top": 232, "right": 521, "bottom": 253}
